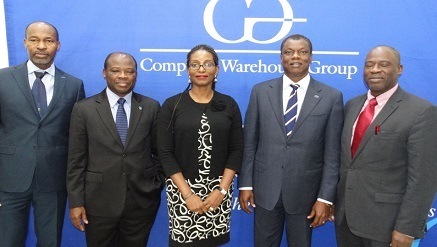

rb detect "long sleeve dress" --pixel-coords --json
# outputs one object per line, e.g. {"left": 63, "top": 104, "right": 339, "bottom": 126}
{"left": 157, "top": 91, "right": 244, "bottom": 246}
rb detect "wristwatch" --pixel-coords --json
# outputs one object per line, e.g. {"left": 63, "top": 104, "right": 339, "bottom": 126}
{"left": 216, "top": 186, "right": 227, "bottom": 195}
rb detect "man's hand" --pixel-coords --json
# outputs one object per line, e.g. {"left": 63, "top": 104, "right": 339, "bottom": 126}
{"left": 239, "top": 190, "right": 256, "bottom": 213}
{"left": 307, "top": 201, "right": 330, "bottom": 227}
{"left": 391, "top": 230, "right": 414, "bottom": 247}
{"left": 69, "top": 207, "right": 88, "bottom": 231}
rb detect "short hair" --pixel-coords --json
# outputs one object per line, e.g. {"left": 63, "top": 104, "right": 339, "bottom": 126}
{"left": 372, "top": 45, "right": 401, "bottom": 66}
{"left": 104, "top": 52, "right": 138, "bottom": 70}
{"left": 25, "top": 21, "right": 59, "bottom": 41}
{"left": 280, "top": 34, "right": 313, "bottom": 54}
{"left": 186, "top": 44, "right": 219, "bottom": 67}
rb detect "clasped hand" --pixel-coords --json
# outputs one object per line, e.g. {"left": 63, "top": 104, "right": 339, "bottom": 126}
{"left": 185, "top": 189, "right": 225, "bottom": 214}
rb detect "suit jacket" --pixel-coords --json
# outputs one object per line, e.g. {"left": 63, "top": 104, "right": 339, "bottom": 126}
{"left": 67, "top": 90, "right": 165, "bottom": 217}
{"left": 335, "top": 86, "right": 437, "bottom": 242}
{"left": 239, "top": 76, "right": 344, "bottom": 213}
{"left": 0, "top": 62, "right": 85, "bottom": 193}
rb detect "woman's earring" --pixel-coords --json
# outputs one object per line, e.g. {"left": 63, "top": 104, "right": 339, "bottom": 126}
{"left": 188, "top": 76, "right": 191, "bottom": 83}
{"left": 214, "top": 75, "right": 217, "bottom": 83}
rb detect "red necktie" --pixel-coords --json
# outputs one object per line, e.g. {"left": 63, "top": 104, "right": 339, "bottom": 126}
{"left": 351, "top": 98, "right": 378, "bottom": 158}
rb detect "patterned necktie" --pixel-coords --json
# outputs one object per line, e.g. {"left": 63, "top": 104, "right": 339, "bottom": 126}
{"left": 32, "top": 71, "right": 47, "bottom": 117}
{"left": 351, "top": 98, "right": 378, "bottom": 158}
{"left": 116, "top": 98, "right": 128, "bottom": 146}
{"left": 284, "top": 84, "right": 299, "bottom": 136}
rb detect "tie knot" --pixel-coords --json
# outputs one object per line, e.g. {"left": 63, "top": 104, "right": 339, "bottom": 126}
{"left": 118, "top": 98, "right": 126, "bottom": 105}
{"left": 34, "top": 71, "right": 47, "bottom": 79}
{"left": 369, "top": 98, "right": 378, "bottom": 107}
{"left": 290, "top": 84, "right": 299, "bottom": 92}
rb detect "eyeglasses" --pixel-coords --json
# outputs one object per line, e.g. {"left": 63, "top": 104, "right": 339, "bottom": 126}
{"left": 188, "top": 62, "right": 216, "bottom": 70}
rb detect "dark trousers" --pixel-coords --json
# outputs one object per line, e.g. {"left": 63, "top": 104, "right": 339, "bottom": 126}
{"left": 336, "top": 215, "right": 390, "bottom": 247}
{"left": 254, "top": 195, "right": 312, "bottom": 247}
{"left": 0, "top": 179, "right": 67, "bottom": 247}
{"left": 85, "top": 188, "right": 159, "bottom": 247}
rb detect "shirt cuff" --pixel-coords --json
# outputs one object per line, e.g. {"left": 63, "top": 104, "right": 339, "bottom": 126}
{"left": 239, "top": 187, "right": 253, "bottom": 190}
{"left": 317, "top": 198, "right": 333, "bottom": 205}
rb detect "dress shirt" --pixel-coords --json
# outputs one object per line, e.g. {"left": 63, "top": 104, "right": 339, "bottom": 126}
{"left": 351, "top": 84, "right": 399, "bottom": 144}
{"left": 106, "top": 87, "right": 132, "bottom": 127}
{"left": 27, "top": 60, "right": 55, "bottom": 105}
{"left": 282, "top": 73, "right": 310, "bottom": 117}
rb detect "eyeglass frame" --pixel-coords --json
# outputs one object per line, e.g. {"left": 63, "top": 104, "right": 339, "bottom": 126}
{"left": 188, "top": 62, "right": 216, "bottom": 70}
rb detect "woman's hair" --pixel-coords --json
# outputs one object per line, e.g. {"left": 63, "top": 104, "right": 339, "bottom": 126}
{"left": 186, "top": 44, "right": 219, "bottom": 67}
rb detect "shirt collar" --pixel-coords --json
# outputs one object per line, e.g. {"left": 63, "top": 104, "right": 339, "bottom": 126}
{"left": 366, "top": 83, "right": 399, "bottom": 105}
{"left": 282, "top": 73, "right": 310, "bottom": 92}
{"left": 106, "top": 87, "right": 133, "bottom": 108}
{"left": 27, "top": 60, "right": 55, "bottom": 77}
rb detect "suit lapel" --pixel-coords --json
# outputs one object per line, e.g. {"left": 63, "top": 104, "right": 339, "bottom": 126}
{"left": 290, "top": 79, "right": 322, "bottom": 138}
{"left": 95, "top": 91, "right": 124, "bottom": 148}
{"left": 266, "top": 77, "right": 286, "bottom": 136}
{"left": 345, "top": 95, "right": 367, "bottom": 162}
{"left": 12, "top": 64, "right": 40, "bottom": 118}
{"left": 43, "top": 67, "right": 67, "bottom": 120}
{"left": 125, "top": 93, "right": 143, "bottom": 148}
{"left": 352, "top": 88, "right": 403, "bottom": 160}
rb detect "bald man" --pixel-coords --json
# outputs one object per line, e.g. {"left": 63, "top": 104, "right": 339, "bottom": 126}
{"left": 335, "top": 45, "right": 437, "bottom": 247}
{"left": 0, "top": 21, "right": 85, "bottom": 246}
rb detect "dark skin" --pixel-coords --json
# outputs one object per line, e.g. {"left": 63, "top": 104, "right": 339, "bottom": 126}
{"left": 364, "top": 46, "right": 412, "bottom": 247}
{"left": 239, "top": 38, "right": 331, "bottom": 228}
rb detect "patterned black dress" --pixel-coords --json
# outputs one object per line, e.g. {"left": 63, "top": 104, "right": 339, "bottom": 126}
{"left": 157, "top": 92, "right": 243, "bottom": 246}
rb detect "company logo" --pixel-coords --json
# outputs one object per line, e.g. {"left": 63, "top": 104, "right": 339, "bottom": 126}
{"left": 203, "top": 0, "right": 307, "bottom": 44}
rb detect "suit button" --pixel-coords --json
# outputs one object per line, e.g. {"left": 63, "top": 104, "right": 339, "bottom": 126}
{"left": 121, "top": 173, "right": 126, "bottom": 178}
{"left": 285, "top": 145, "right": 289, "bottom": 149}
{"left": 38, "top": 124, "right": 42, "bottom": 129}
{"left": 349, "top": 167, "right": 354, "bottom": 171}
{"left": 33, "top": 145, "right": 37, "bottom": 149}
{"left": 122, "top": 153, "right": 126, "bottom": 157}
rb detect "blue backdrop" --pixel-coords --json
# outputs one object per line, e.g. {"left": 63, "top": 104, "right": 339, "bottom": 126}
{"left": 3, "top": 1, "right": 437, "bottom": 246}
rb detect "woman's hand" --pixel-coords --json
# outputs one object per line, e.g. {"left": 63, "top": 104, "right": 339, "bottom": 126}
{"left": 185, "top": 194, "right": 206, "bottom": 214}
{"left": 202, "top": 189, "right": 225, "bottom": 212}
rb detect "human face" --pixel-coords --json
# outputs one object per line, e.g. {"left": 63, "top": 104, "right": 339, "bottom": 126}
{"left": 280, "top": 39, "right": 312, "bottom": 82}
{"left": 364, "top": 47, "right": 402, "bottom": 97}
{"left": 103, "top": 54, "right": 137, "bottom": 97}
{"left": 188, "top": 50, "right": 218, "bottom": 89}
{"left": 24, "top": 22, "right": 60, "bottom": 70}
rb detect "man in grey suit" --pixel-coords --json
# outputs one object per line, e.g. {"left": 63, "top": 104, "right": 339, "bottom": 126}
{"left": 67, "top": 52, "right": 164, "bottom": 246}
{"left": 238, "top": 34, "right": 344, "bottom": 246}
{"left": 0, "top": 21, "right": 85, "bottom": 246}
{"left": 335, "top": 45, "right": 437, "bottom": 247}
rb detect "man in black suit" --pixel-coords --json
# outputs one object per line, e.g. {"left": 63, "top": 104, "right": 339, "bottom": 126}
{"left": 0, "top": 21, "right": 85, "bottom": 246}
{"left": 67, "top": 52, "right": 164, "bottom": 246}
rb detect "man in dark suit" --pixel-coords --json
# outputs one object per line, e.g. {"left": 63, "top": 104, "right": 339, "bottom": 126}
{"left": 0, "top": 21, "right": 85, "bottom": 246}
{"left": 66, "top": 52, "right": 164, "bottom": 246}
{"left": 238, "top": 34, "right": 344, "bottom": 246}
{"left": 335, "top": 45, "right": 437, "bottom": 247}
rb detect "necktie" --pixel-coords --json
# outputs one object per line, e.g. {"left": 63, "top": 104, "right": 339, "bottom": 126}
{"left": 351, "top": 98, "right": 378, "bottom": 158}
{"left": 284, "top": 84, "right": 299, "bottom": 136}
{"left": 116, "top": 98, "right": 128, "bottom": 146}
{"left": 32, "top": 71, "right": 47, "bottom": 117}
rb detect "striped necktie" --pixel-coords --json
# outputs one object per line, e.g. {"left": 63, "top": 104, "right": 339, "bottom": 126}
{"left": 32, "top": 71, "right": 47, "bottom": 117}
{"left": 116, "top": 98, "right": 128, "bottom": 146}
{"left": 284, "top": 84, "right": 299, "bottom": 136}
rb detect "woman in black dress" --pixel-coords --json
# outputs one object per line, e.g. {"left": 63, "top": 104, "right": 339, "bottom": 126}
{"left": 157, "top": 44, "right": 244, "bottom": 246}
